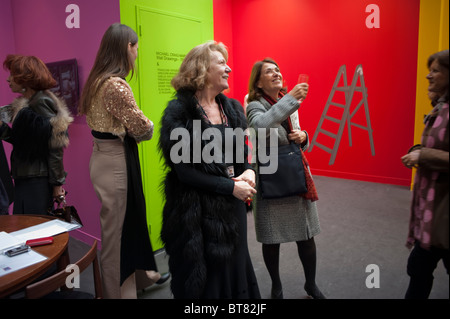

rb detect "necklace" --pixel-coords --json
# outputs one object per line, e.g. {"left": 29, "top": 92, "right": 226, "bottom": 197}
{"left": 196, "top": 98, "right": 229, "bottom": 126}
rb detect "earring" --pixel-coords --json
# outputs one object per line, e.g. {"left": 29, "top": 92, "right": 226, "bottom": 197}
{"left": 21, "top": 88, "right": 26, "bottom": 92}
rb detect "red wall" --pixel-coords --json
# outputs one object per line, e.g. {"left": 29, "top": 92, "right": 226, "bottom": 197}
{"left": 213, "top": 0, "right": 236, "bottom": 95}
{"left": 214, "top": 0, "right": 420, "bottom": 186}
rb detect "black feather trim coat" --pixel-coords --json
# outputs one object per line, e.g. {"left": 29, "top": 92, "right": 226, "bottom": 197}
{"left": 0, "top": 90, "right": 73, "bottom": 186}
{"left": 159, "top": 89, "right": 252, "bottom": 298}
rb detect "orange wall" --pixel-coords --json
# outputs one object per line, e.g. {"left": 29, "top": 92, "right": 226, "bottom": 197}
{"left": 412, "top": 0, "right": 449, "bottom": 187}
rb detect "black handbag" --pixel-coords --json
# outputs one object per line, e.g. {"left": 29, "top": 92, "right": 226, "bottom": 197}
{"left": 258, "top": 143, "right": 307, "bottom": 199}
{"left": 50, "top": 200, "right": 83, "bottom": 227}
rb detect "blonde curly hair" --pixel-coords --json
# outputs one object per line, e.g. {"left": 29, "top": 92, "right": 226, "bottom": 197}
{"left": 171, "top": 41, "right": 228, "bottom": 92}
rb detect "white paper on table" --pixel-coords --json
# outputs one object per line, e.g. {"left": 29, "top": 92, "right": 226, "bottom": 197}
{"left": 10, "top": 219, "right": 80, "bottom": 242}
{"left": 0, "top": 232, "right": 25, "bottom": 254}
{"left": 0, "top": 249, "right": 47, "bottom": 277}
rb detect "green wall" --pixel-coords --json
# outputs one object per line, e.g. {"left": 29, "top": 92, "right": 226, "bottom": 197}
{"left": 120, "top": 0, "right": 214, "bottom": 250}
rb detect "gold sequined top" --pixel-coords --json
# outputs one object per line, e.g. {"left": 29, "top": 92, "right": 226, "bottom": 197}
{"left": 86, "top": 77, "right": 153, "bottom": 142}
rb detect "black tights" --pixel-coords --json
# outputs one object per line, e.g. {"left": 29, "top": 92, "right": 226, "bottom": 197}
{"left": 262, "top": 237, "right": 318, "bottom": 292}
{"left": 405, "top": 242, "right": 449, "bottom": 299}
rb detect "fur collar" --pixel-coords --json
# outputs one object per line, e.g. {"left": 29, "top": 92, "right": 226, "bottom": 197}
{"left": 159, "top": 89, "right": 247, "bottom": 170}
{"left": 11, "top": 90, "right": 73, "bottom": 149}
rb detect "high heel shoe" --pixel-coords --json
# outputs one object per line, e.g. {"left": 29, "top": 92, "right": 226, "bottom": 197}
{"left": 304, "top": 284, "right": 326, "bottom": 299}
{"left": 156, "top": 272, "right": 170, "bottom": 285}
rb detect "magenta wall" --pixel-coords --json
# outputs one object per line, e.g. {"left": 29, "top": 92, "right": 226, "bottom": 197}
{"left": 2, "top": 0, "right": 121, "bottom": 246}
{"left": 0, "top": 0, "right": 16, "bottom": 107}
{"left": 0, "top": 0, "right": 16, "bottom": 176}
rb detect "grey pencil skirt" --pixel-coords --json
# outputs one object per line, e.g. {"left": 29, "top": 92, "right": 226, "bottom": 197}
{"left": 253, "top": 193, "right": 321, "bottom": 244}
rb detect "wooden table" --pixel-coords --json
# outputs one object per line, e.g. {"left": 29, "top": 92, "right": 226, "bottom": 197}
{"left": 0, "top": 215, "right": 70, "bottom": 298}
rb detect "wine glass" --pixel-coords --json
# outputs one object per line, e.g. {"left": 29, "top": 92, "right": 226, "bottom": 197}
{"left": 298, "top": 73, "right": 309, "bottom": 84}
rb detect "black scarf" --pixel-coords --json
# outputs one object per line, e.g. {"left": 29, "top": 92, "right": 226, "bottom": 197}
{"left": 120, "top": 134, "right": 157, "bottom": 284}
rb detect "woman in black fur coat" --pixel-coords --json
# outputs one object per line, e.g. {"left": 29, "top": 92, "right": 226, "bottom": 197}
{"left": 1, "top": 55, "right": 72, "bottom": 214}
{"left": 159, "top": 41, "right": 260, "bottom": 299}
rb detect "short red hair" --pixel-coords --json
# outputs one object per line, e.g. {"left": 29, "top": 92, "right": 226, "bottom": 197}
{"left": 3, "top": 54, "right": 56, "bottom": 90}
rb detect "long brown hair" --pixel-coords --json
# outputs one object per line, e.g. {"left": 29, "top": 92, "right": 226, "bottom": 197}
{"left": 247, "top": 58, "right": 286, "bottom": 103}
{"left": 78, "top": 23, "right": 138, "bottom": 115}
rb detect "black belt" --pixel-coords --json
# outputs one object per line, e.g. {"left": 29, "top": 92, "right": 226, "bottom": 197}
{"left": 91, "top": 130, "right": 119, "bottom": 140}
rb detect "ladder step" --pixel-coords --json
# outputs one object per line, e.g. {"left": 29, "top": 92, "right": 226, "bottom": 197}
{"left": 319, "top": 129, "right": 337, "bottom": 139}
{"left": 350, "top": 122, "right": 370, "bottom": 131}
{"left": 330, "top": 102, "right": 345, "bottom": 108}
{"left": 335, "top": 87, "right": 363, "bottom": 92}
{"left": 324, "top": 115, "right": 341, "bottom": 124}
{"left": 313, "top": 141, "right": 332, "bottom": 154}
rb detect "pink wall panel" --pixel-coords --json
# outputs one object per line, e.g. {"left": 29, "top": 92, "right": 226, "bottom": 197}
{"left": 0, "top": 0, "right": 17, "bottom": 107}
{"left": 0, "top": 0, "right": 17, "bottom": 178}
{"left": 3, "top": 0, "right": 121, "bottom": 244}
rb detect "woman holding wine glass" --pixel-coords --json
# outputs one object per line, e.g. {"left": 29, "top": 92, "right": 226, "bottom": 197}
{"left": 246, "top": 58, "right": 325, "bottom": 299}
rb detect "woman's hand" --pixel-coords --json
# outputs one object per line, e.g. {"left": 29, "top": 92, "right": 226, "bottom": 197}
{"left": 288, "top": 83, "right": 309, "bottom": 101}
{"left": 288, "top": 130, "right": 307, "bottom": 145}
{"left": 53, "top": 186, "right": 66, "bottom": 203}
{"left": 231, "top": 179, "right": 257, "bottom": 202}
{"left": 234, "top": 169, "right": 256, "bottom": 188}
{"left": 401, "top": 150, "right": 420, "bottom": 169}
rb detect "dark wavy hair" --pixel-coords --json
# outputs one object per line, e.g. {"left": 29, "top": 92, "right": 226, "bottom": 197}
{"left": 428, "top": 49, "right": 449, "bottom": 70}
{"left": 3, "top": 54, "right": 56, "bottom": 90}
{"left": 247, "top": 58, "right": 287, "bottom": 103}
{"left": 427, "top": 49, "right": 449, "bottom": 102}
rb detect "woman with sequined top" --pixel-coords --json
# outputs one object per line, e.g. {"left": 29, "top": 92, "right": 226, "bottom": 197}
{"left": 79, "top": 23, "right": 162, "bottom": 299}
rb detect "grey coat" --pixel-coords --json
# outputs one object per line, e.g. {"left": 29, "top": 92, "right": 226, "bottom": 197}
{"left": 246, "top": 94, "right": 320, "bottom": 244}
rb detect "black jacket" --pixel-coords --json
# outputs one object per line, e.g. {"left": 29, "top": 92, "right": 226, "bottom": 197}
{"left": 0, "top": 90, "right": 73, "bottom": 186}
{"left": 159, "top": 89, "right": 251, "bottom": 298}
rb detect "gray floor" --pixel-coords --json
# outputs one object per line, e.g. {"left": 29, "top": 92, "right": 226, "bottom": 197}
{"left": 70, "top": 175, "right": 449, "bottom": 299}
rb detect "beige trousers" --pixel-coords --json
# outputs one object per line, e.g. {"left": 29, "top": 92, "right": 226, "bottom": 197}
{"left": 89, "top": 138, "right": 137, "bottom": 299}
